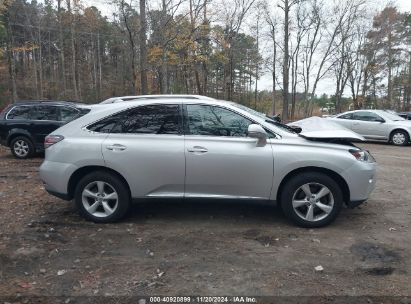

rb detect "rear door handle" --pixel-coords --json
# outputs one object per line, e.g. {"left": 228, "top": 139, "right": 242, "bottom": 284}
{"left": 106, "top": 144, "right": 127, "bottom": 151}
{"left": 187, "top": 146, "right": 208, "bottom": 153}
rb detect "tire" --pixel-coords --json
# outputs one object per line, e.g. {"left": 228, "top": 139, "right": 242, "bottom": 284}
{"left": 280, "top": 172, "right": 343, "bottom": 228}
{"left": 74, "top": 171, "right": 131, "bottom": 223}
{"left": 10, "top": 136, "right": 34, "bottom": 159}
{"left": 390, "top": 130, "right": 409, "bottom": 146}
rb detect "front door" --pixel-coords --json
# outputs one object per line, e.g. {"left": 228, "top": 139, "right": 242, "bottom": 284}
{"left": 183, "top": 104, "right": 274, "bottom": 200}
{"left": 352, "top": 111, "right": 387, "bottom": 140}
{"left": 101, "top": 104, "right": 185, "bottom": 198}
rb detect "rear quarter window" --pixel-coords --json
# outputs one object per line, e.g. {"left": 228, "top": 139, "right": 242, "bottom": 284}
{"left": 337, "top": 113, "right": 353, "bottom": 119}
{"left": 6, "top": 106, "right": 32, "bottom": 120}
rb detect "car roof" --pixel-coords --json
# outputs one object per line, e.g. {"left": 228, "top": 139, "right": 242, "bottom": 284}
{"left": 12, "top": 100, "right": 85, "bottom": 107}
{"left": 337, "top": 109, "right": 387, "bottom": 115}
{"left": 94, "top": 96, "right": 233, "bottom": 111}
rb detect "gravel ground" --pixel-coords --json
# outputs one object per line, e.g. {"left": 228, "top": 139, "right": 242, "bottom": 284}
{"left": 0, "top": 143, "right": 410, "bottom": 302}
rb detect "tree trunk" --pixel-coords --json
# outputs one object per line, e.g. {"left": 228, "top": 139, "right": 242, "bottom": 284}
{"left": 282, "top": 0, "right": 290, "bottom": 121}
{"left": 38, "top": 25, "right": 43, "bottom": 99}
{"left": 139, "top": 0, "right": 148, "bottom": 95}
{"left": 67, "top": 0, "right": 78, "bottom": 100}
{"left": 6, "top": 21, "right": 18, "bottom": 101}
{"left": 57, "top": 0, "right": 67, "bottom": 96}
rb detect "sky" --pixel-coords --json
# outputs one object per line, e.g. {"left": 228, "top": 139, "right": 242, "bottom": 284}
{"left": 83, "top": 0, "right": 411, "bottom": 96}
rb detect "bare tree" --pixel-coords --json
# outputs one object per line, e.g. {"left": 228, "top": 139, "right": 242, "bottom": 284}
{"left": 140, "top": 0, "right": 148, "bottom": 94}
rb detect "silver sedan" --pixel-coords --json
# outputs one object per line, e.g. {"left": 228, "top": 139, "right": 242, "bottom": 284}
{"left": 39, "top": 96, "right": 376, "bottom": 227}
{"left": 328, "top": 110, "right": 411, "bottom": 146}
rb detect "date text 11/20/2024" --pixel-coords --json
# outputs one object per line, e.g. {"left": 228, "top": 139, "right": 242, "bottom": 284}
{"left": 146, "top": 296, "right": 257, "bottom": 303}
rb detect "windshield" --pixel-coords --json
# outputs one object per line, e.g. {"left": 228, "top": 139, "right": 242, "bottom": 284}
{"left": 382, "top": 111, "right": 405, "bottom": 121}
{"left": 230, "top": 103, "right": 297, "bottom": 134}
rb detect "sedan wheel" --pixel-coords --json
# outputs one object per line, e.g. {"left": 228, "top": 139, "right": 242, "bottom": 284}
{"left": 281, "top": 172, "right": 343, "bottom": 228}
{"left": 75, "top": 171, "right": 131, "bottom": 223}
{"left": 391, "top": 130, "right": 409, "bottom": 146}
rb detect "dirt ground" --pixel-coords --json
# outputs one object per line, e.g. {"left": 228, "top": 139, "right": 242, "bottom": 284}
{"left": 0, "top": 143, "right": 410, "bottom": 302}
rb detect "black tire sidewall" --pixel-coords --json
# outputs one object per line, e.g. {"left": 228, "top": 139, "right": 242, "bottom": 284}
{"left": 10, "top": 136, "right": 34, "bottom": 159}
{"left": 280, "top": 172, "right": 343, "bottom": 228}
{"left": 74, "top": 171, "right": 131, "bottom": 223}
{"left": 390, "top": 130, "right": 409, "bottom": 146}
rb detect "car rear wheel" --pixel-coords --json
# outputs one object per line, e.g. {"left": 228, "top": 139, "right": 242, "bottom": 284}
{"left": 10, "top": 136, "right": 34, "bottom": 159}
{"left": 280, "top": 172, "right": 343, "bottom": 228}
{"left": 390, "top": 130, "right": 409, "bottom": 146}
{"left": 74, "top": 171, "right": 131, "bottom": 223}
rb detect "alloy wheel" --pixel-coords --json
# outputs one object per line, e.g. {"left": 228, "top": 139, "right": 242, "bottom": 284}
{"left": 13, "top": 140, "right": 30, "bottom": 158}
{"left": 292, "top": 183, "right": 334, "bottom": 222}
{"left": 81, "top": 181, "right": 119, "bottom": 218}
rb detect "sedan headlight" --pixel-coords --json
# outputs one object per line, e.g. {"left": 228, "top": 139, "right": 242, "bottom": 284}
{"left": 349, "top": 149, "right": 376, "bottom": 163}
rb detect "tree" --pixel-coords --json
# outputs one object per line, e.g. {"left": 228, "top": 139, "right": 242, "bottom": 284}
{"left": 139, "top": 0, "right": 148, "bottom": 94}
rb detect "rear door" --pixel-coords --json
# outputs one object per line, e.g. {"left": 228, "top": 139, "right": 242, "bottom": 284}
{"left": 183, "top": 104, "right": 274, "bottom": 199}
{"left": 101, "top": 104, "right": 185, "bottom": 198}
{"left": 333, "top": 112, "right": 354, "bottom": 130}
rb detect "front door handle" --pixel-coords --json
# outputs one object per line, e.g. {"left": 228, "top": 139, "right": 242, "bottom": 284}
{"left": 106, "top": 144, "right": 127, "bottom": 151}
{"left": 187, "top": 146, "right": 208, "bottom": 153}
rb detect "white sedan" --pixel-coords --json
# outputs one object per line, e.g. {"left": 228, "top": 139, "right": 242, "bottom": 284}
{"left": 327, "top": 110, "right": 411, "bottom": 146}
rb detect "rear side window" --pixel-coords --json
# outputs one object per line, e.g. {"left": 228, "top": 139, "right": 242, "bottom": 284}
{"left": 6, "top": 106, "right": 31, "bottom": 120}
{"left": 88, "top": 104, "right": 181, "bottom": 134}
{"left": 337, "top": 113, "right": 353, "bottom": 120}
{"left": 31, "top": 105, "right": 59, "bottom": 121}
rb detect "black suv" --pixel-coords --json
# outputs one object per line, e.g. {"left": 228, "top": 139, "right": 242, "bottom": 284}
{"left": 0, "top": 100, "right": 90, "bottom": 159}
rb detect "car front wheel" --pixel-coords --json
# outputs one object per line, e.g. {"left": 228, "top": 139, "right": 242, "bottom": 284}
{"left": 390, "top": 130, "right": 409, "bottom": 146}
{"left": 74, "top": 171, "right": 131, "bottom": 223}
{"left": 280, "top": 172, "right": 343, "bottom": 228}
{"left": 10, "top": 136, "right": 34, "bottom": 159}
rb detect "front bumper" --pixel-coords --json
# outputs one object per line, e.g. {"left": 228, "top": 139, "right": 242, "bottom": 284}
{"left": 341, "top": 161, "right": 376, "bottom": 202}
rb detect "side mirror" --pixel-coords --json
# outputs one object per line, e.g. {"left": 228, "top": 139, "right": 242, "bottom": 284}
{"left": 288, "top": 125, "right": 303, "bottom": 133}
{"left": 271, "top": 114, "right": 281, "bottom": 123}
{"left": 248, "top": 124, "right": 267, "bottom": 147}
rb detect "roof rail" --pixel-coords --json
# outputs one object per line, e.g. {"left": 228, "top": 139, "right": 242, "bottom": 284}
{"left": 119, "top": 95, "right": 214, "bottom": 100}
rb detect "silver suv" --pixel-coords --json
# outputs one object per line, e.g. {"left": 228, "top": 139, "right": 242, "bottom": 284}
{"left": 39, "top": 96, "right": 376, "bottom": 227}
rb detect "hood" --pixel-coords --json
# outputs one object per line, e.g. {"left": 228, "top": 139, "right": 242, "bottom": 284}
{"left": 288, "top": 116, "right": 365, "bottom": 141}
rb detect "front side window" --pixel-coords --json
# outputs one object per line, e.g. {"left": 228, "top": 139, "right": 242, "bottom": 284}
{"left": 185, "top": 104, "right": 252, "bottom": 137}
{"left": 353, "top": 111, "right": 383, "bottom": 122}
{"left": 7, "top": 106, "right": 31, "bottom": 120}
{"left": 31, "top": 105, "right": 59, "bottom": 121}
{"left": 87, "top": 104, "right": 181, "bottom": 134}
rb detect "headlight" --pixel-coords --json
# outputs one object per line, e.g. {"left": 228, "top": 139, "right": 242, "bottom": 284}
{"left": 349, "top": 149, "right": 376, "bottom": 163}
